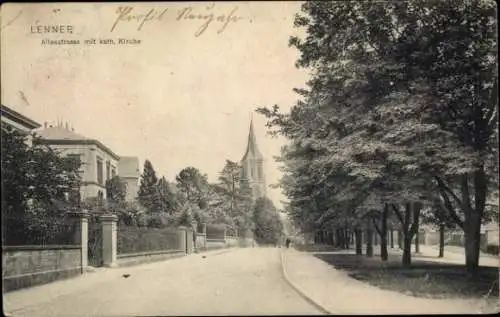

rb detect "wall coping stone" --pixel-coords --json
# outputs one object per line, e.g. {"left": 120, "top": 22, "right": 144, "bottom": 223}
{"left": 65, "top": 211, "right": 91, "bottom": 219}
{"left": 117, "top": 249, "right": 184, "bottom": 259}
{"left": 206, "top": 238, "right": 226, "bottom": 242}
{"left": 99, "top": 214, "right": 118, "bottom": 222}
{"left": 2, "top": 245, "right": 81, "bottom": 251}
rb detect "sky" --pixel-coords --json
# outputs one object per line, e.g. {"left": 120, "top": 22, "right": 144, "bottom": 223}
{"left": 1, "top": 2, "right": 310, "bottom": 209}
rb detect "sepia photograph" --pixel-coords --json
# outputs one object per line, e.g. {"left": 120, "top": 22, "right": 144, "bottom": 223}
{"left": 1, "top": 1, "right": 499, "bottom": 316}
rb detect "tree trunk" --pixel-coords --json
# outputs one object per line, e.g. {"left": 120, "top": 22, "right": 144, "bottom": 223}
{"left": 355, "top": 228, "right": 363, "bottom": 255}
{"left": 398, "top": 230, "right": 403, "bottom": 249}
{"left": 380, "top": 205, "right": 388, "bottom": 261}
{"left": 415, "top": 230, "right": 420, "bottom": 253}
{"left": 439, "top": 224, "right": 445, "bottom": 258}
{"left": 390, "top": 230, "right": 394, "bottom": 248}
{"left": 464, "top": 213, "right": 482, "bottom": 275}
{"left": 402, "top": 235, "right": 412, "bottom": 266}
{"left": 380, "top": 235, "right": 388, "bottom": 261}
{"left": 344, "top": 228, "right": 350, "bottom": 249}
{"left": 335, "top": 229, "right": 342, "bottom": 248}
{"left": 366, "top": 227, "right": 373, "bottom": 257}
{"left": 465, "top": 169, "right": 486, "bottom": 276}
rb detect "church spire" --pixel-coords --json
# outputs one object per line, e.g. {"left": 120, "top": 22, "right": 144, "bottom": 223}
{"left": 240, "top": 113, "right": 266, "bottom": 199}
{"left": 242, "top": 114, "right": 262, "bottom": 161}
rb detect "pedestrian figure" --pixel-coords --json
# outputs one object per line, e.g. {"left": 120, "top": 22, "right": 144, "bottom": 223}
{"left": 285, "top": 238, "right": 291, "bottom": 248}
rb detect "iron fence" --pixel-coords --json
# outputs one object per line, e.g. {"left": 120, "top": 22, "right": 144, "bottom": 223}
{"left": 205, "top": 224, "right": 226, "bottom": 240}
{"left": 2, "top": 215, "right": 76, "bottom": 246}
{"left": 87, "top": 221, "right": 103, "bottom": 267}
{"left": 117, "top": 225, "right": 179, "bottom": 255}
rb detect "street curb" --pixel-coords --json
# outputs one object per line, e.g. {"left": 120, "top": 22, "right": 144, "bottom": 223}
{"left": 279, "top": 250, "right": 332, "bottom": 315}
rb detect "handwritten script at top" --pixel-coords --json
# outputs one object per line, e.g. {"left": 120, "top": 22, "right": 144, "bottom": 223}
{"left": 110, "top": 4, "right": 244, "bottom": 37}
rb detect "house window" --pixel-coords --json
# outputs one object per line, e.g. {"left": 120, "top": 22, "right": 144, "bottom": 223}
{"left": 66, "top": 154, "right": 83, "bottom": 173}
{"left": 106, "top": 161, "right": 111, "bottom": 181}
{"left": 96, "top": 156, "right": 103, "bottom": 185}
{"left": 111, "top": 166, "right": 116, "bottom": 178}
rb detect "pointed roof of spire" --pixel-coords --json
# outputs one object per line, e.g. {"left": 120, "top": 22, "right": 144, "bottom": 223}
{"left": 241, "top": 116, "right": 263, "bottom": 161}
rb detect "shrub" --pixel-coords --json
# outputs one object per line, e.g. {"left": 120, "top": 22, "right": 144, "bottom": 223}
{"left": 117, "top": 226, "right": 179, "bottom": 254}
{"left": 485, "top": 244, "right": 499, "bottom": 255}
{"left": 135, "top": 213, "right": 149, "bottom": 227}
{"left": 147, "top": 213, "right": 176, "bottom": 228}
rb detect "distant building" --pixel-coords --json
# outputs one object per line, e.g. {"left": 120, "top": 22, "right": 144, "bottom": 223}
{"left": 118, "top": 156, "right": 140, "bottom": 202}
{"left": 35, "top": 122, "right": 136, "bottom": 201}
{"left": 240, "top": 118, "right": 266, "bottom": 200}
{"left": 1, "top": 104, "right": 41, "bottom": 145}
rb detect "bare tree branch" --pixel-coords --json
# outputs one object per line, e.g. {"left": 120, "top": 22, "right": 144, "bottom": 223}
{"left": 438, "top": 187, "right": 464, "bottom": 229}
{"left": 391, "top": 204, "right": 404, "bottom": 226}
{"left": 435, "top": 176, "right": 463, "bottom": 208}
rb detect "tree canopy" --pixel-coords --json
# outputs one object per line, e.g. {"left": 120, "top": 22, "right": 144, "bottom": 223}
{"left": 257, "top": 0, "right": 497, "bottom": 272}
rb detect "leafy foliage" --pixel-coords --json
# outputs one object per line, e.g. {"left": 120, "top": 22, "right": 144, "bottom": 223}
{"left": 210, "top": 160, "right": 255, "bottom": 232}
{"left": 257, "top": 0, "right": 497, "bottom": 271}
{"left": 105, "top": 175, "right": 127, "bottom": 203}
{"left": 156, "top": 176, "right": 178, "bottom": 214}
{"left": 2, "top": 126, "right": 82, "bottom": 245}
{"left": 252, "top": 197, "right": 284, "bottom": 244}
{"left": 138, "top": 159, "right": 159, "bottom": 212}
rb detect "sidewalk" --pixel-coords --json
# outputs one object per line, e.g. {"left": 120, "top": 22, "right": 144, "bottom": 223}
{"left": 3, "top": 248, "right": 231, "bottom": 314}
{"left": 395, "top": 244, "right": 499, "bottom": 268}
{"left": 282, "top": 248, "right": 497, "bottom": 315}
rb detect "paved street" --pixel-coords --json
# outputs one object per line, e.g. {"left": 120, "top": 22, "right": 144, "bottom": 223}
{"left": 4, "top": 246, "right": 499, "bottom": 316}
{"left": 4, "top": 248, "right": 321, "bottom": 316}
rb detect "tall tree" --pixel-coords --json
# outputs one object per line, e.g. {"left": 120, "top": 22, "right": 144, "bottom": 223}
{"left": 1, "top": 127, "right": 32, "bottom": 217}
{"left": 258, "top": 0, "right": 497, "bottom": 274}
{"left": 253, "top": 197, "right": 284, "bottom": 245}
{"left": 156, "top": 176, "right": 178, "bottom": 214}
{"left": 105, "top": 175, "right": 127, "bottom": 203}
{"left": 216, "top": 160, "right": 242, "bottom": 218}
{"left": 2, "top": 127, "right": 82, "bottom": 245}
{"left": 175, "top": 167, "right": 209, "bottom": 205}
{"left": 175, "top": 167, "right": 211, "bottom": 225}
{"left": 138, "top": 159, "right": 159, "bottom": 213}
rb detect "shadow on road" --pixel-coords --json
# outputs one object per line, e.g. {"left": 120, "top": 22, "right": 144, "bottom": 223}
{"left": 314, "top": 252, "right": 499, "bottom": 300}
{"left": 293, "top": 244, "right": 343, "bottom": 253}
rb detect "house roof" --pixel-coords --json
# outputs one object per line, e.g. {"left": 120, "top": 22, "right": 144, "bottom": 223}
{"left": 36, "top": 125, "right": 88, "bottom": 141}
{"left": 1, "top": 104, "right": 41, "bottom": 130}
{"left": 35, "top": 125, "right": 120, "bottom": 160}
{"left": 118, "top": 156, "right": 140, "bottom": 178}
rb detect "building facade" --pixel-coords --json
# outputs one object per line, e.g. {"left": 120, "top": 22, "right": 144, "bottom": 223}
{"left": 118, "top": 156, "right": 140, "bottom": 202}
{"left": 1, "top": 104, "right": 41, "bottom": 145}
{"left": 240, "top": 118, "right": 266, "bottom": 200}
{"left": 35, "top": 122, "right": 139, "bottom": 201}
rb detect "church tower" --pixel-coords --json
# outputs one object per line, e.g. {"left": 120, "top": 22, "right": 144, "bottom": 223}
{"left": 240, "top": 117, "right": 266, "bottom": 200}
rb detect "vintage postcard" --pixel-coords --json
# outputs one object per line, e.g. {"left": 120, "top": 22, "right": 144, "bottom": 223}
{"left": 1, "top": 1, "right": 498, "bottom": 316}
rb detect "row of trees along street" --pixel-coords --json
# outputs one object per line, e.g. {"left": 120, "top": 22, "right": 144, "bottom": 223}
{"left": 257, "top": 1, "right": 498, "bottom": 275}
{"left": 128, "top": 159, "right": 284, "bottom": 245}
{"left": 1, "top": 125, "right": 284, "bottom": 246}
